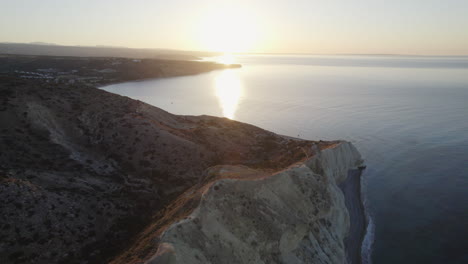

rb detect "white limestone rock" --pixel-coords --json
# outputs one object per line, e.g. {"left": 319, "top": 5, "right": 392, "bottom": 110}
{"left": 150, "top": 141, "right": 362, "bottom": 264}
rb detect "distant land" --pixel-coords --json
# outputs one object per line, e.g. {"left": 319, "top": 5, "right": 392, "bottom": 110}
{"left": 0, "top": 54, "right": 239, "bottom": 87}
{"left": 0, "top": 42, "right": 220, "bottom": 60}
{"left": 3, "top": 43, "right": 467, "bottom": 60}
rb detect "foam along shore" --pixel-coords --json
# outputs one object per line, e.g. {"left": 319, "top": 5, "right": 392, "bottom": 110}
{"left": 339, "top": 169, "right": 367, "bottom": 264}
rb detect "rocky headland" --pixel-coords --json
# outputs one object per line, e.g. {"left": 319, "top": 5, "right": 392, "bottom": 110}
{"left": 0, "top": 57, "right": 365, "bottom": 264}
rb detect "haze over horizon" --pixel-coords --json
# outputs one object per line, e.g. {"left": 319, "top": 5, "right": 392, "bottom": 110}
{"left": 1, "top": 0, "right": 468, "bottom": 55}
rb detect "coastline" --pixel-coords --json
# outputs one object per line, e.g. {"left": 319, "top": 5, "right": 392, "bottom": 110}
{"left": 0, "top": 55, "right": 366, "bottom": 263}
{"left": 0, "top": 54, "right": 240, "bottom": 88}
{"left": 339, "top": 169, "right": 367, "bottom": 264}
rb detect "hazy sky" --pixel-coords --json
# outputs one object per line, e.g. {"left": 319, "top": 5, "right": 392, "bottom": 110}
{"left": 1, "top": 0, "right": 468, "bottom": 54}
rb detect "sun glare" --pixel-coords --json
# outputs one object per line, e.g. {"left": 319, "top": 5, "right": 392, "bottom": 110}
{"left": 216, "top": 53, "right": 236, "bottom": 65}
{"left": 214, "top": 70, "right": 242, "bottom": 119}
{"left": 197, "top": 7, "right": 260, "bottom": 53}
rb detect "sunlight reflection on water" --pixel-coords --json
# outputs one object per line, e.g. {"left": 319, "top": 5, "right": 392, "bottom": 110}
{"left": 214, "top": 70, "right": 242, "bottom": 119}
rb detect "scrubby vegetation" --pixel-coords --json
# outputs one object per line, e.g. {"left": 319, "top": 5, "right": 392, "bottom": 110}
{"left": 0, "top": 70, "right": 329, "bottom": 263}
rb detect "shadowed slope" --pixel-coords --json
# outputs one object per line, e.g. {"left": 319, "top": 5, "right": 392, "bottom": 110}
{"left": 0, "top": 77, "right": 330, "bottom": 263}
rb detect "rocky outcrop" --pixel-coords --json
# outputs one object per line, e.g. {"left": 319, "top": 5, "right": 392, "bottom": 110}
{"left": 142, "top": 142, "right": 363, "bottom": 264}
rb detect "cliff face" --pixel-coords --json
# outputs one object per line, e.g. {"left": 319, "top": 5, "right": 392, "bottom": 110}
{"left": 0, "top": 77, "right": 363, "bottom": 264}
{"left": 145, "top": 143, "right": 363, "bottom": 264}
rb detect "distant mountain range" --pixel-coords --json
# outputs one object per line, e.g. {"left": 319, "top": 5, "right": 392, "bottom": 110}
{"left": 0, "top": 42, "right": 219, "bottom": 60}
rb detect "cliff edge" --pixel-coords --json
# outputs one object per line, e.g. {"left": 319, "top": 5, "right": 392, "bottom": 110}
{"left": 143, "top": 142, "right": 363, "bottom": 264}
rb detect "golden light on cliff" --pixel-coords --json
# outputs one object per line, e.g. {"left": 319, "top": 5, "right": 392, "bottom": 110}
{"left": 214, "top": 70, "right": 242, "bottom": 119}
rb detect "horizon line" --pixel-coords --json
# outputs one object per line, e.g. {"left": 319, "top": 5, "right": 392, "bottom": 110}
{"left": 1, "top": 41, "right": 468, "bottom": 57}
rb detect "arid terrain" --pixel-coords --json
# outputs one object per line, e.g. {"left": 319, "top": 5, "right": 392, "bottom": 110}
{"left": 0, "top": 56, "right": 364, "bottom": 264}
{"left": 0, "top": 65, "right": 338, "bottom": 264}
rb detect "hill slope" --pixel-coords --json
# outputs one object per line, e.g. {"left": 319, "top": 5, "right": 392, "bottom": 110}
{"left": 0, "top": 77, "right": 348, "bottom": 263}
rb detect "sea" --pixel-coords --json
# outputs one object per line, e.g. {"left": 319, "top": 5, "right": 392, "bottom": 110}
{"left": 102, "top": 54, "right": 468, "bottom": 264}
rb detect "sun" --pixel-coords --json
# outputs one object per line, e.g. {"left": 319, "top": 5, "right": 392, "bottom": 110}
{"left": 197, "top": 6, "right": 260, "bottom": 53}
{"left": 216, "top": 53, "right": 236, "bottom": 64}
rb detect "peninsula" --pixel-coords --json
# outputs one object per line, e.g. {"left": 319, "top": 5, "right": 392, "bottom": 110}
{"left": 0, "top": 55, "right": 365, "bottom": 264}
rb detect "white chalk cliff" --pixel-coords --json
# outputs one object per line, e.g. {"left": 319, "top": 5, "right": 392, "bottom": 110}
{"left": 147, "top": 142, "right": 363, "bottom": 264}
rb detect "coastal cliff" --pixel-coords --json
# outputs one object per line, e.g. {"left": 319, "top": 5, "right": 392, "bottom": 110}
{"left": 144, "top": 142, "right": 363, "bottom": 264}
{"left": 1, "top": 63, "right": 365, "bottom": 263}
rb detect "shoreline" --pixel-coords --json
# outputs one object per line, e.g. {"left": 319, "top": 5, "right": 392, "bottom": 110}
{"left": 0, "top": 54, "right": 240, "bottom": 88}
{"left": 0, "top": 55, "right": 366, "bottom": 263}
{"left": 339, "top": 169, "right": 367, "bottom": 264}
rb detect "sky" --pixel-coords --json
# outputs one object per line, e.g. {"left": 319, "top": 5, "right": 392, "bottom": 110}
{"left": 1, "top": 0, "right": 468, "bottom": 55}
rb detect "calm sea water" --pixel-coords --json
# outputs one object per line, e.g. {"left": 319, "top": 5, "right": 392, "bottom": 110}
{"left": 103, "top": 55, "right": 468, "bottom": 264}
